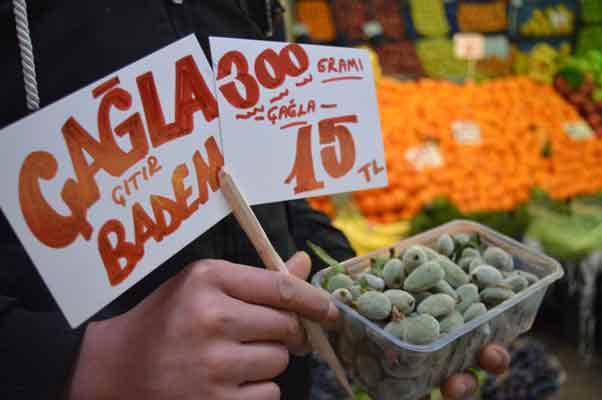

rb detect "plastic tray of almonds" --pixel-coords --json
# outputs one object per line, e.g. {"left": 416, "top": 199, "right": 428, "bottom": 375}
{"left": 310, "top": 220, "right": 563, "bottom": 400}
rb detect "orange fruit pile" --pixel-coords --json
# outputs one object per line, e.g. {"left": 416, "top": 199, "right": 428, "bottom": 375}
{"left": 310, "top": 77, "right": 602, "bottom": 223}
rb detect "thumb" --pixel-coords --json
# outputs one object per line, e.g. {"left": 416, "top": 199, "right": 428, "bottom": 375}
{"left": 285, "top": 251, "right": 312, "bottom": 281}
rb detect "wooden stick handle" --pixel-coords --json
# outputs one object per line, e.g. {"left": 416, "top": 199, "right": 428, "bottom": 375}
{"left": 219, "top": 169, "right": 355, "bottom": 399}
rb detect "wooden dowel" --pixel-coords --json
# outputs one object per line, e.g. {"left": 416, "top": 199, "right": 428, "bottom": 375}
{"left": 219, "top": 169, "right": 355, "bottom": 399}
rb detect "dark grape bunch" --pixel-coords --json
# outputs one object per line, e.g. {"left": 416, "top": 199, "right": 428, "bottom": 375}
{"left": 481, "top": 340, "right": 563, "bottom": 400}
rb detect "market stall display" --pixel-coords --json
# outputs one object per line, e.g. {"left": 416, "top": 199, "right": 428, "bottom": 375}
{"left": 409, "top": 0, "right": 450, "bottom": 37}
{"left": 294, "top": 0, "right": 337, "bottom": 42}
{"left": 356, "top": 77, "right": 601, "bottom": 223}
{"left": 519, "top": 3, "right": 575, "bottom": 36}
{"left": 581, "top": 0, "right": 602, "bottom": 24}
{"left": 457, "top": 0, "right": 508, "bottom": 33}
{"left": 373, "top": 0, "right": 405, "bottom": 39}
{"left": 555, "top": 50, "right": 602, "bottom": 136}
{"left": 375, "top": 40, "right": 424, "bottom": 77}
{"left": 333, "top": 0, "right": 366, "bottom": 42}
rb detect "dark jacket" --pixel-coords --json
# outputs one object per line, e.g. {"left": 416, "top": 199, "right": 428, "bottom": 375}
{"left": 0, "top": 1, "right": 354, "bottom": 398}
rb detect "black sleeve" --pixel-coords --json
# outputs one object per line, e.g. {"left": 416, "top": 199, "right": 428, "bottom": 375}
{"left": 0, "top": 216, "right": 85, "bottom": 400}
{"left": 286, "top": 200, "right": 356, "bottom": 277}
{"left": 0, "top": 300, "right": 84, "bottom": 400}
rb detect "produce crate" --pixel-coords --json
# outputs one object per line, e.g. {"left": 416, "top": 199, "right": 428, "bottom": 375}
{"left": 372, "top": 0, "right": 405, "bottom": 39}
{"left": 510, "top": 0, "right": 578, "bottom": 37}
{"left": 375, "top": 40, "right": 424, "bottom": 77}
{"left": 408, "top": 0, "right": 450, "bottom": 37}
{"left": 333, "top": 0, "right": 367, "bottom": 42}
{"left": 416, "top": 38, "right": 468, "bottom": 81}
{"left": 295, "top": 0, "right": 337, "bottom": 42}
{"left": 457, "top": 0, "right": 508, "bottom": 33}
{"left": 577, "top": 25, "right": 602, "bottom": 56}
{"left": 582, "top": 0, "right": 602, "bottom": 24}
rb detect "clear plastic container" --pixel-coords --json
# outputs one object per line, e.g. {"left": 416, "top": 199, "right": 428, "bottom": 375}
{"left": 311, "top": 220, "right": 564, "bottom": 400}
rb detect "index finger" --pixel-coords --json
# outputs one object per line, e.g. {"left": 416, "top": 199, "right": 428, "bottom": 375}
{"left": 216, "top": 261, "right": 338, "bottom": 324}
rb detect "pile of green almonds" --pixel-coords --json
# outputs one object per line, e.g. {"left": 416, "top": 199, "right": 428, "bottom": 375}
{"left": 323, "top": 233, "right": 540, "bottom": 346}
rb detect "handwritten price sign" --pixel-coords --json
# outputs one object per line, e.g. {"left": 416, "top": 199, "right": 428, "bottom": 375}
{"left": 209, "top": 37, "right": 388, "bottom": 205}
{"left": 0, "top": 36, "right": 229, "bottom": 326}
{"left": 0, "top": 36, "right": 388, "bottom": 327}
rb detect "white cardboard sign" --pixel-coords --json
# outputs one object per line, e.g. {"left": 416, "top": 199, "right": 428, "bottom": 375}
{"left": 209, "top": 37, "right": 388, "bottom": 205}
{"left": 0, "top": 35, "right": 230, "bottom": 327}
{"left": 454, "top": 33, "right": 485, "bottom": 60}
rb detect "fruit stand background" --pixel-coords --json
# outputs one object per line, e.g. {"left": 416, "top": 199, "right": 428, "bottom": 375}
{"left": 288, "top": 1, "right": 602, "bottom": 399}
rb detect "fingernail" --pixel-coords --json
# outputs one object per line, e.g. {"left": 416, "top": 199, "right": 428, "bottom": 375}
{"left": 326, "top": 301, "right": 339, "bottom": 322}
{"left": 295, "top": 251, "right": 311, "bottom": 265}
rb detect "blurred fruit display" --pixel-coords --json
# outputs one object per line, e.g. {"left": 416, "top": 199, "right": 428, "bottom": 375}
{"left": 416, "top": 38, "right": 468, "bottom": 80}
{"left": 555, "top": 50, "right": 602, "bottom": 137}
{"left": 372, "top": 0, "right": 405, "bottom": 39}
{"left": 582, "top": 0, "right": 602, "bottom": 24}
{"left": 310, "top": 77, "right": 602, "bottom": 224}
{"left": 332, "top": 0, "right": 366, "bottom": 41}
{"left": 294, "top": 0, "right": 337, "bottom": 42}
{"left": 519, "top": 3, "right": 575, "bottom": 36}
{"left": 521, "top": 42, "right": 571, "bottom": 84}
{"left": 375, "top": 40, "right": 423, "bottom": 76}
{"left": 409, "top": 0, "right": 450, "bottom": 37}
{"left": 577, "top": 25, "right": 602, "bottom": 57}
{"left": 457, "top": 0, "right": 508, "bottom": 33}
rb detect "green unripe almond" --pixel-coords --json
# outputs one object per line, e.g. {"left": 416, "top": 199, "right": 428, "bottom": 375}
{"left": 458, "top": 256, "right": 477, "bottom": 271}
{"left": 332, "top": 288, "right": 353, "bottom": 305}
{"left": 384, "top": 289, "right": 416, "bottom": 314}
{"left": 480, "top": 287, "right": 515, "bottom": 307}
{"left": 433, "top": 280, "right": 459, "bottom": 301}
{"left": 327, "top": 273, "right": 354, "bottom": 293}
{"left": 401, "top": 245, "right": 428, "bottom": 273}
{"left": 464, "top": 302, "right": 488, "bottom": 322}
{"left": 440, "top": 311, "right": 465, "bottom": 335}
{"left": 483, "top": 246, "right": 514, "bottom": 272}
{"left": 501, "top": 274, "right": 529, "bottom": 293}
{"left": 462, "top": 248, "right": 481, "bottom": 259}
{"left": 468, "top": 257, "right": 486, "bottom": 273}
{"left": 360, "top": 273, "right": 386, "bottom": 291}
{"left": 384, "top": 318, "right": 407, "bottom": 339}
{"left": 401, "top": 314, "right": 440, "bottom": 345}
{"left": 437, "top": 234, "right": 455, "bottom": 256}
{"left": 350, "top": 285, "right": 363, "bottom": 300}
{"left": 383, "top": 258, "right": 405, "bottom": 289}
{"left": 437, "top": 256, "right": 469, "bottom": 288}
{"left": 417, "top": 293, "right": 456, "bottom": 318}
{"left": 517, "top": 270, "right": 539, "bottom": 285}
{"left": 403, "top": 261, "right": 445, "bottom": 292}
{"left": 357, "top": 291, "right": 392, "bottom": 321}
{"left": 471, "top": 265, "right": 503, "bottom": 289}
{"left": 421, "top": 245, "right": 441, "bottom": 260}
{"left": 456, "top": 283, "right": 480, "bottom": 314}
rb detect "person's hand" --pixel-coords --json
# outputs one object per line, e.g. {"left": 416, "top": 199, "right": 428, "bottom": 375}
{"left": 439, "top": 344, "right": 510, "bottom": 399}
{"left": 67, "top": 252, "right": 336, "bottom": 400}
